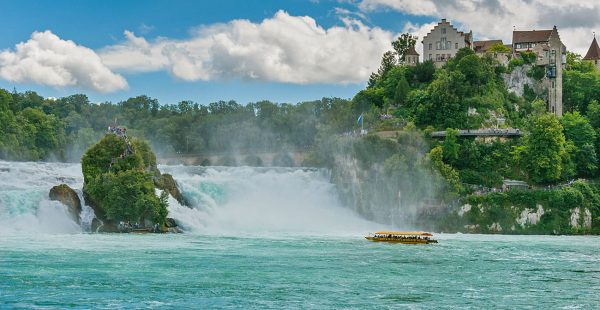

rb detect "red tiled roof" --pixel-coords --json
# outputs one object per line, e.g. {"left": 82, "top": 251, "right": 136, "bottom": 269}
{"left": 583, "top": 37, "right": 600, "bottom": 60}
{"left": 513, "top": 30, "right": 552, "bottom": 44}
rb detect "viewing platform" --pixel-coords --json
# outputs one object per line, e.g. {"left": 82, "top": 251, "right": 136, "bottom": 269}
{"left": 431, "top": 128, "right": 522, "bottom": 138}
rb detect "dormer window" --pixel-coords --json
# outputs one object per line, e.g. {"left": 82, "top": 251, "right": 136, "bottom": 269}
{"left": 441, "top": 28, "right": 446, "bottom": 34}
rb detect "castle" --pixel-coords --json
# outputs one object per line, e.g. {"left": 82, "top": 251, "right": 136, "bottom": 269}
{"left": 583, "top": 34, "right": 600, "bottom": 70}
{"left": 413, "top": 19, "right": 569, "bottom": 117}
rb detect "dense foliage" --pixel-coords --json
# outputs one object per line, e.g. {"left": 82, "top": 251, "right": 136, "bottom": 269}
{"left": 0, "top": 88, "right": 359, "bottom": 162}
{"left": 81, "top": 134, "right": 168, "bottom": 226}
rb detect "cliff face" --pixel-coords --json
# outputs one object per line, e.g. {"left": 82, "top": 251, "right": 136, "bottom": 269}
{"left": 328, "top": 134, "right": 448, "bottom": 228}
{"left": 456, "top": 203, "right": 593, "bottom": 234}
{"left": 503, "top": 64, "right": 547, "bottom": 100}
{"left": 442, "top": 182, "right": 600, "bottom": 234}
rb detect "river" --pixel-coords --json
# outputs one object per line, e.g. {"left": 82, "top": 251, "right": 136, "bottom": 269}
{"left": 0, "top": 161, "right": 598, "bottom": 308}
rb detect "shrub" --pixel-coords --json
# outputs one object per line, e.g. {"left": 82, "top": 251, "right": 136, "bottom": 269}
{"left": 527, "top": 66, "right": 546, "bottom": 81}
{"left": 520, "top": 51, "right": 537, "bottom": 65}
{"left": 508, "top": 57, "right": 524, "bottom": 71}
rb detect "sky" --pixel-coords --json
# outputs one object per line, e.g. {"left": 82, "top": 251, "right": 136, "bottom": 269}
{"left": 0, "top": 0, "right": 599, "bottom": 106}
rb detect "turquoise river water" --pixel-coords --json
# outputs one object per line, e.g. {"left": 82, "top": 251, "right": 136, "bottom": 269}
{"left": 1, "top": 234, "right": 599, "bottom": 309}
{"left": 0, "top": 161, "right": 598, "bottom": 308}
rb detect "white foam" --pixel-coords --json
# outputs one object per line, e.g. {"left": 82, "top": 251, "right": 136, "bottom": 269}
{"left": 164, "top": 166, "right": 381, "bottom": 236}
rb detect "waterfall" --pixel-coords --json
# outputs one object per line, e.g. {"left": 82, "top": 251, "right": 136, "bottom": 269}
{"left": 0, "top": 161, "right": 84, "bottom": 234}
{"left": 0, "top": 160, "right": 380, "bottom": 236}
{"left": 162, "top": 166, "right": 380, "bottom": 236}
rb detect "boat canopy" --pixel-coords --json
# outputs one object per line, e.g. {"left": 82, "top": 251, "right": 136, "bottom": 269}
{"left": 373, "top": 232, "right": 433, "bottom": 236}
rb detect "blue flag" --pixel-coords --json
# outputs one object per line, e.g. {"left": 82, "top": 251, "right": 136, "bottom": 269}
{"left": 357, "top": 114, "right": 363, "bottom": 125}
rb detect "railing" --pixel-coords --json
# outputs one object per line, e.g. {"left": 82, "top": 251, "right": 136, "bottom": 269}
{"left": 462, "top": 179, "right": 581, "bottom": 195}
{"left": 431, "top": 128, "right": 522, "bottom": 138}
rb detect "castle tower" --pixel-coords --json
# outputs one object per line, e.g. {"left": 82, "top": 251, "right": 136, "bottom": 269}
{"left": 583, "top": 34, "right": 600, "bottom": 70}
{"left": 405, "top": 46, "right": 419, "bottom": 66}
{"left": 512, "top": 25, "right": 565, "bottom": 117}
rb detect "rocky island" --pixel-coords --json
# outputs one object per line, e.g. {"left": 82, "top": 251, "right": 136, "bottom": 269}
{"left": 50, "top": 127, "right": 186, "bottom": 233}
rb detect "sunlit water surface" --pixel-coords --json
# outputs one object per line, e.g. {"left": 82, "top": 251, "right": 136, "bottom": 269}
{"left": 0, "top": 234, "right": 598, "bottom": 309}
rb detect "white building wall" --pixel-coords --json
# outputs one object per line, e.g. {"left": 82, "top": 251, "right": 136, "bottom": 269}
{"left": 422, "top": 19, "right": 470, "bottom": 67}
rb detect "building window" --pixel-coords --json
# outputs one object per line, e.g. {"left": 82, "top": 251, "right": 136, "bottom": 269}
{"left": 429, "top": 54, "right": 432, "bottom": 60}
{"left": 442, "top": 28, "right": 446, "bottom": 34}
{"left": 455, "top": 42, "right": 458, "bottom": 49}
{"left": 552, "top": 80, "right": 555, "bottom": 88}
{"left": 447, "top": 54, "right": 451, "bottom": 60}
{"left": 436, "top": 41, "right": 441, "bottom": 50}
{"left": 429, "top": 43, "right": 432, "bottom": 50}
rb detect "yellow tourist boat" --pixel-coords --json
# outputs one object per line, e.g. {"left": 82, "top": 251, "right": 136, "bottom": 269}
{"left": 365, "top": 231, "right": 438, "bottom": 244}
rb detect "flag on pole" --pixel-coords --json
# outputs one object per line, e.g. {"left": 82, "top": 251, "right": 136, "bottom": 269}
{"left": 357, "top": 114, "right": 363, "bottom": 125}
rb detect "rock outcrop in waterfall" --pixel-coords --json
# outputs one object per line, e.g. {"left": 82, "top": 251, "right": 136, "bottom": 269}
{"left": 81, "top": 129, "right": 186, "bottom": 232}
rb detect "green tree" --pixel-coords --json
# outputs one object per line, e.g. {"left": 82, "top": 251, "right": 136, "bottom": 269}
{"left": 561, "top": 112, "right": 597, "bottom": 177}
{"left": 391, "top": 33, "right": 418, "bottom": 63}
{"left": 414, "top": 60, "right": 436, "bottom": 84}
{"left": 443, "top": 128, "right": 460, "bottom": 166}
{"left": 456, "top": 54, "right": 492, "bottom": 87}
{"left": 563, "top": 70, "right": 600, "bottom": 113}
{"left": 393, "top": 76, "right": 410, "bottom": 105}
{"left": 522, "top": 113, "right": 569, "bottom": 184}
{"left": 368, "top": 51, "right": 397, "bottom": 88}
{"left": 17, "top": 107, "right": 66, "bottom": 160}
{"left": 586, "top": 100, "right": 600, "bottom": 129}
{"left": 428, "top": 146, "right": 462, "bottom": 193}
{"left": 487, "top": 43, "right": 511, "bottom": 54}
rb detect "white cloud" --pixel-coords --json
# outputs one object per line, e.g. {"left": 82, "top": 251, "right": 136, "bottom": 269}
{"left": 360, "top": 0, "right": 437, "bottom": 15}
{"left": 100, "top": 10, "right": 396, "bottom": 84}
{"left": 0, "top": 31, "right": 127, "bottom": 92}
{"left": 359, "top": 0, "right": 600, "bottom": 56}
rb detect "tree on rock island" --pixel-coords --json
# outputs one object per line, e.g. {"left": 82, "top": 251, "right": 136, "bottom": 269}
{"left": 81, "top": 132, "right": 168, "bottom": 231}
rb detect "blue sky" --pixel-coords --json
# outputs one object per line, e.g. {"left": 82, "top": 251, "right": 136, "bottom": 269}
{"left": 0, "top": 0, "right": 435, "bottom": 105}
{"left": 0, "top": 0, "right": 597, "bottom": 105}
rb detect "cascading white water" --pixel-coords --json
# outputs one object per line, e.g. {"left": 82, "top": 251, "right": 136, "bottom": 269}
{"left": 161, "top": 166, "right": 381, "bottom": 236}
{"left": 0, "top": 160, "right": 380, "bottom": 235}
{"left": 0, "top": 161, "right": 85, "bottom": 234}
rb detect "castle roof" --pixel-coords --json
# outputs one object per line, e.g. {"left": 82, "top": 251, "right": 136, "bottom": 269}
{"left": 513, "top": 29, "right": 553, "bottom": 44}
{"left": 406, "top": 45, "right": 419, "bottom": 56}
{"left": 422, "top": 19, "right": 472, "bottom": 44}
{"left": 473, "top": 40, "right": 504, "bottom": 53}
{"left": 583, "top": 37, "right": 600, "bottom": 60}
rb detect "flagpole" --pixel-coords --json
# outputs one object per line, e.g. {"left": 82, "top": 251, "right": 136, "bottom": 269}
{"left": 357, "top": 113, "right": 364, "bottom": 135}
